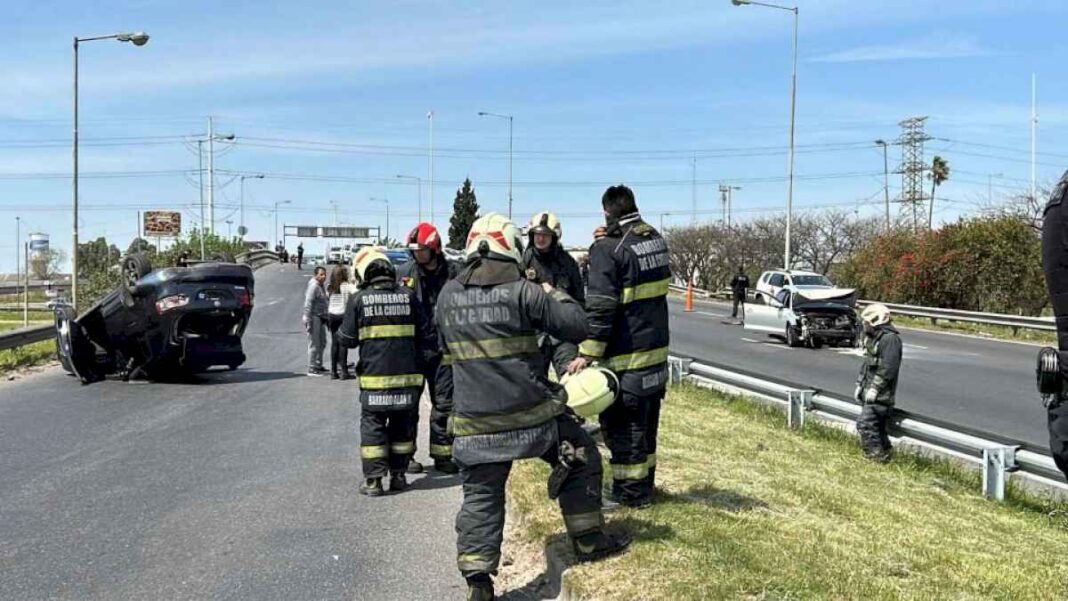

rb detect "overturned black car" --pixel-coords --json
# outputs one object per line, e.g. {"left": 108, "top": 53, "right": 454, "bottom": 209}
{"left": 53, "top": 252, "right": 255, "bottom": 384}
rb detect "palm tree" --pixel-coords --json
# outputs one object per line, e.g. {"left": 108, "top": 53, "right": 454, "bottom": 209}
{"left": 927, "top": 155, "right": 950, "bottom": 230}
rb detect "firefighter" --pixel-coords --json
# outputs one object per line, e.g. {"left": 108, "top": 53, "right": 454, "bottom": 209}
{"left": 398, "top": 223, "right": 459, "bottom": 474}
{"left": 854, "top": 303, "right": 902, "bottom": 462}
{"left": 438, "top": 213, "right": 630, "bottom": 600}
{"left": 1041, "top": 169, "right": 1068, "bottom": 478}
{"left": 730, "top": 266, "right": 750, "bottom": 320}
{"left": 522, "top": 211, "right": 586, "bottom": 378}
{"left": 339, "top": 249, "right": 435, "bottom": 496}
{"left": 568, "top": 185, "right": 671, "bottom": 509}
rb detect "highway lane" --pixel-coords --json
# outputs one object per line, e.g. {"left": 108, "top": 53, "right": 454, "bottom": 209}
{"left": 669, "top": 296, "right": 1048, "bottom": 449}
{"left": 0, "top": 264, "right": 464, "bottom": 601}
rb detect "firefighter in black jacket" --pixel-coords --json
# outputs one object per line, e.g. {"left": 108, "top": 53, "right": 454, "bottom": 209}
{"left": 438, "top": 212, "right": 629, "bottom": 601}
{"left": 397, "top": 222, "right": 459, "bottom": 474}
{"left": 522, "top": 211, "right": 586, "bottom": 377}
{"left": 569, "top": 185, "right": 671, "bottom": 509}
{"left": 854, "top": 303, "right": 902, "bottom": 462}
{"left": 1040, "top": 169, "right": 1068, "bottom": 479}
{"left": 340, "top": 249, "right": 435, "bottom": 496}
{"left": 730, "top": 267, "right": 750, "bottom": 319}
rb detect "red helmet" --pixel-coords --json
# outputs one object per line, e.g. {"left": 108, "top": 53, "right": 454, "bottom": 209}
{"left": 406, "top": 222, "right": 442, "bottom": 254}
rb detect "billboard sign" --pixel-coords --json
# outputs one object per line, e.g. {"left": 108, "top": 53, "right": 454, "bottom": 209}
{"left": 296, "top": 226, "right": 318, "bottom": 238}
{"left": 143, "top": 211, "right": 182, "bottom": 237}
{"left": 322, "top": 226, "right": 371, "bottom": 238}
{"left": 28, "top": 233, "right": 49, "bottom": 252}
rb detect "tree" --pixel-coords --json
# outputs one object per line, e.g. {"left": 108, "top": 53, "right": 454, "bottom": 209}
{"left": 30, "top": 248, "right": 65, "bottom": 280}
{"left": 448, "top": 178, "right": 480, "bottom": 250}
{"left": 981, "top": 183, "right": 1051, "bottom": 233}
{"left": 127, "top": 237, "right": 157, "bottom": 255}
{"left": 927, "top": 155, "right": 950, "bottom": 230}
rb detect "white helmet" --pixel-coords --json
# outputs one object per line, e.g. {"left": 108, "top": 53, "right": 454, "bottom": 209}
{"left": 354, "top": 248, "right": 393, "bottom": 283}
{"left": 561, "top": 366, "right": 619, "bottom": 418}
{"left": 465, "top": 212, "right": 524, "bottom": 263}
{"left": 528, "top": 211, "right": 562, "bottom": 241}
{"left": 860, "top": 303, "right": 891, "bottom": 327}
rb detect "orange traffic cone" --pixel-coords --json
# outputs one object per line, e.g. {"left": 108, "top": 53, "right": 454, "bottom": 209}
{"left": 684, "top": 278, "right": 694, "bottom": 312}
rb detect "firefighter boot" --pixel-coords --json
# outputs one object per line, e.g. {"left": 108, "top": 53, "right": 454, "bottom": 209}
{"left": 407, "top": 459, "right": 425, "bottom": 474}
{"left": 359, "top": 478, "right": 384, "bottom": 497}
{"left": 434, "top": 458, "right": 460, "bottom": 474}
{"left": 572, "top": 530, "right": 632, "bottom": 563}
{"left": 389, "top": 472, "right": 409, "bottom": 493}
{"left": 465, "top": 574, "right": 494, "bottom": 601}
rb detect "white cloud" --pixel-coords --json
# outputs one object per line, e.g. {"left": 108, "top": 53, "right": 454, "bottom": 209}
{"left": 810, "top": 33, "right": 996, "bottom": 63}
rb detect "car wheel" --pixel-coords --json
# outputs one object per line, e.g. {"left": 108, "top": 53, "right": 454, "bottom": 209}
{"left": 212, "top": 251, "right": 236, "bottom": 264}
{"left": 54, "top": 305, "right": 77, "bottom": 375}
{"left": 122, "top": 253, "right": 152, "bottom": 289}
{"left": 785, "top": 325, "right": 800, "bottom": 347}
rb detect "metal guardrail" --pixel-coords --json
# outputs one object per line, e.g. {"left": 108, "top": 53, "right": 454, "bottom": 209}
{"left": 0, "top": 252, "right": 281, "bottom": 356}
{"left": 670, "top": 354, "right": 1065, "bottom": 500}
{"left": 670, "top": 282, "right": 1054, "bottom": 333}
{"left": 0, "top": 324, "right": 53, "bottom": 352}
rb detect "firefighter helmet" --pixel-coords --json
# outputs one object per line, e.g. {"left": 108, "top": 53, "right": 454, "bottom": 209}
{"left": 561, "top": 366, "right": 620, "bottom": 418}
{"left": 528, "top": 211, "right": 562, "bottom": 241}
{"left": 860, "top": 303, "right": 892, "bottom": 327}
{"left": 354, "top": 248, "right": 394, "bottom": 284}
{"left": 406, "top": 222, "right": 443, "bottom": 254}
{"left": 465, "top": 212, "right": 524, "bottom": 263}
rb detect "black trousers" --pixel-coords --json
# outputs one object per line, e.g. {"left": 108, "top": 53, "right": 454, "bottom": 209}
{"left": 327, "top": 314, "right": 349, "bottom": 376}
{"left": 599, "top": 388, "right": 664, "bottom": 504}
{"left": 732, "top": 295, "right": 745, "bottom": 318}
{"left": 1042, "top": 193, "right": 1068, "bottom": 478}
{"left": 454, "top": 415, "right": 604, "bottom": 577}
{"left": 427, "top": 358, "right": 454, "bottom": 462}
{"left": 360, "top": 410, "right": 414, "bottom": 479}
{"left": 856, "top": 403, "right": 892, "bottom": 456}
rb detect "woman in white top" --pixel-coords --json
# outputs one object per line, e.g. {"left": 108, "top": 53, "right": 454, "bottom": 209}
{"left": 327, "top": 264, "right": 357, "bottom": 380}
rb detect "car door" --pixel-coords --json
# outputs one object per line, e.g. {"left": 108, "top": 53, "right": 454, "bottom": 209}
{"left": 744, "top": 291, "right": 787, "bottom": 333}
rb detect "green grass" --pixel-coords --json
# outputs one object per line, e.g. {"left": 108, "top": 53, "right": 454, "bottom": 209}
{"left": 894, "top": 314, "right": 1056, "bottom": 345}
{"left": 0, "top": 339, "right": 55, "bottom": 374}
{"left": 507, "top": 384, "right": 1068, "bottom": 600}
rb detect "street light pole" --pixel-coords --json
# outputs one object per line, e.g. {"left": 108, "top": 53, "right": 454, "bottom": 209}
{"left": 15, "top": 217, "right": 21, "bottom": 326}
{"left": 197, "top": 140, "right": 205, "bottom": 259}
{"left": 239, "top": 174, "right": 264, "bottom": 238}
{"left": 427, "top": 111, "right": 434, "bottom": 225}
{"left": 71, "top": 31, "right": 149, "bottom": 311}
{"left": 478, "top": 111, "right": 515, "bottom": 219}
{"left": 731, "top": 0, "right": 797, "bottom": 269}
{"left": 370, "top": 197, "right": 390, "bottom": 244}
{"left": 274, "top": 200, "right": 291, "bottom": 247}
{"left": 396, "top": 174, "right": 423, "bottom": 222}
{"left": 875, "top": 139, "right": 890, "bottom": 231}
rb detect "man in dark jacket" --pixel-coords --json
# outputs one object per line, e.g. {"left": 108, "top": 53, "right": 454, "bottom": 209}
{"left": 438, "top": 212, "right": 629, "bottom": 601}
{"left": 569, "top": 185, "right": 671, "bottom": 509}
{"left": 1041, "top": 169, "right": 1068, "bottom": 479}
{"left": 397, "top": 222, "right": 458, "bottom": 474}
{"left": 854, "top": 303, "right": 902, "bottom": 462}
{"left": 522, "top": 211, "right": 586, "bottom": 377}
{"left": 339, "top": 249, "right": 435, "bottom": 495}
{"left": 729, "top": 267, "right": 750, "bottom": 319}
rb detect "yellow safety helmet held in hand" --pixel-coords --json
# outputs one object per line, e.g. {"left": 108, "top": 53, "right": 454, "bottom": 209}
{"left": 860, "top": 303, "right": 892, "bottom": 327}
{"left": 465, "top": 212, "right": 524, "bottom": 263}
{"left": 561, "top": 366, "right": 620, "bottom": 418}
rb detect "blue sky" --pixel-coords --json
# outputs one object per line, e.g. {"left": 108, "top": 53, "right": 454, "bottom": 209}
{"left": 2, "top": 0, "right": 1068, "bottom": 271}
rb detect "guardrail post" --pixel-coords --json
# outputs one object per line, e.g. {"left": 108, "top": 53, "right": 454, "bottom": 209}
{"left": 668, "top": 357, "right": 693, "bottom": 386}
{"left": 787, "top": 389, "right": 814, "bottom": 430}
{"left": 982, "top": 445, "right": 1019, "bottom": 501}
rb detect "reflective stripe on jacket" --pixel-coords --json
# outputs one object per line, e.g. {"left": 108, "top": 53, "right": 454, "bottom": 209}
{"left": 856, "top": 324, "right": 902, "bottom": 405}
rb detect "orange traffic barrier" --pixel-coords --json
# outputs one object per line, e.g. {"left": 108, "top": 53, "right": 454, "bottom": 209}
{"left": 684, "top": 279, "right": 694, "bottom": 312}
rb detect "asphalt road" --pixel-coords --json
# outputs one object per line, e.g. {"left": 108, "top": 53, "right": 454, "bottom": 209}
{"left": 669, "top": 296, "right": 1048, "bottom": 449}
{"left": 0, "top": 264, "right": 464, "bottom": 601}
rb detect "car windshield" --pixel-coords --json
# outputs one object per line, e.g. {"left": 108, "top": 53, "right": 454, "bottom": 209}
{"left": 792, "top": 275, "right": 832, "bottom": 286}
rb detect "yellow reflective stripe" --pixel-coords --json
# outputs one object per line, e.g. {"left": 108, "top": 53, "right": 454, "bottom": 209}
{"left": 562, "top": 510, "right": 604, "bottom": 536}
{"left": 620, "top": 277, "right": 670, "bottom": 304}
{"left": 646, "top": 453, "right": 657, "bottom": 468}
{"left": 360, "top": 445, "right": 389, "bottom": 459}
{"left": 450, "top": 400, "right": 563, "bottom": 436}
{"left": 603, "top": 346, "right": 669, "bottom": 372}
{"left": 612, "top": 462, "right": 649, "bottom": 481}
{"left": 390, "top": 441, "right": 415, "bottom": 455}
{"left": 360, "top": 324, "right": 415, "bottom": 340}
{"left": 579, "top": 339, "right": 607, "bottom": 358}
{"left": 441, "top": 353, "right": 453, "bottom": 366}
{"left": 457, "top": 553, "right": 499, "bottom": 572}
{"left": 449, "top": 335, "right": 539, "bottom": 361}
{"left": 430, "top": 443, "right": 453, "bottom": 457}
{"left": 359, "top": 373, "right": 424, "bottom": 389}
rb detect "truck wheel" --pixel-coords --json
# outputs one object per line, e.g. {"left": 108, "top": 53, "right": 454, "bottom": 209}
{"left": 122, "top": 253, "right": 152, "bottom": 289}
{"left": 785, "top": 325, "right": 800, "bottom": 347}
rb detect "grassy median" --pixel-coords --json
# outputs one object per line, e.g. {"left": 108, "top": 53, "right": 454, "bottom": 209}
{"left": 506, "top": 383, "right": 1068, "bottom": 600}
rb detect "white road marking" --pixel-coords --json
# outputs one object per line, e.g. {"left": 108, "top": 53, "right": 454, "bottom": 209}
{"left": 697, "top": 311, "right": 725, "bottom": 318}
{"left": 741, "top": 337, "right": 762, "bottom": 343}
{"left": 904, "top": 343, "right": 928, "bottom": 350}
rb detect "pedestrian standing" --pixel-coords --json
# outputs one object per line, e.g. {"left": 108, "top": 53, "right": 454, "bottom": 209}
{"left": 297, "top": 242, "right": 305, "bottom": 270}
{"left": 303, "top": 266, "right": 328, "bottom": 376}
{"left": 854, "top": 303, "right": 902, "bottom": 462}
{"left": 569, "top": 185, "right": 671, "bottom": 509}
{"left": 327, "top": 264, "right": 356, "bottom": 380}
{"left": 730, "top": 267, "right": 750, "bottom": 320}
{"left": 1041, "top": 169, "right": 1068, "bottom": 479}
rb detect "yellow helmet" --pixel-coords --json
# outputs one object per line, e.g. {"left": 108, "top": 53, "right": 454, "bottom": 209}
{"left": 354, "top": 248, "right": 393, "bottom": 283}
{"left": 860, "top": 303, "right": 892, "bottom": 327}
{"left": 528, "top": 211, "right": 562, "bottom": 241}
{"left": 561, "top": 367, "right": 620, "bottom": 418}
{"left": 465, "top": 212, "right": 524, "bottom": 263}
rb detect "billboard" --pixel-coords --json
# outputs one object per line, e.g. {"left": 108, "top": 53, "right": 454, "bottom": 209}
{"left": 143, "top": 211, "right": 182, "bottom": 237}
{"left": 322, "top": 226, "right": 370, "bottom": 238}
{"left": 296, "top": 226, "right": 318, "bottom": 238}
{"left": 28, "top": 233, "right": 49, "bottom": 252}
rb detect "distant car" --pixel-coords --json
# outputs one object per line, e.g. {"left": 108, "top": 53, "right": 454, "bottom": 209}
{"left": 383, "top": 249, "right": 410, "bottom": 267}
{"left": 327, "top": 247, "right": 345, "bottom": 264}
{"left": 52, "top": 252, "right": 255, "bottom": 384}
{"left": 744, "top": 286, "right": 859, "bottom": 348}
{"left": 754, "top": 269, "right": 835, "bottom": 302}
